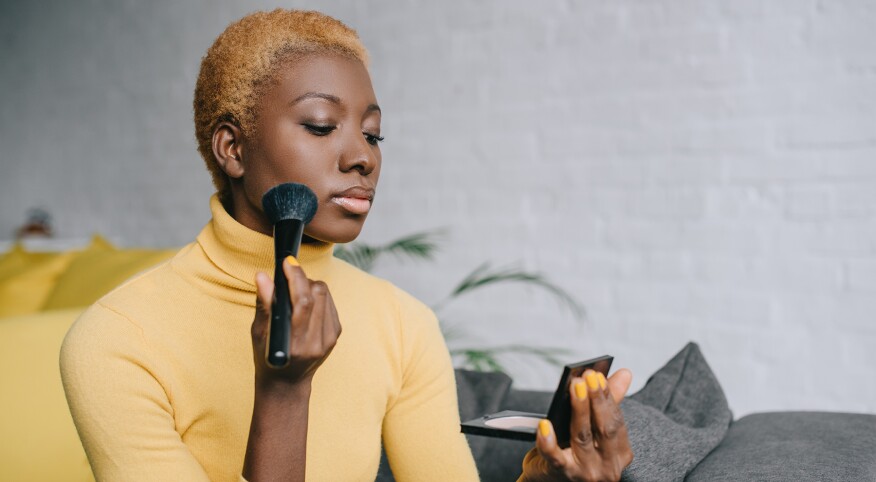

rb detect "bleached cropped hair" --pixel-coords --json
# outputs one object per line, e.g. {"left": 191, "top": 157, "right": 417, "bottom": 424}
{"left": 193, "top": 9, "right": 368, "bottom": 200}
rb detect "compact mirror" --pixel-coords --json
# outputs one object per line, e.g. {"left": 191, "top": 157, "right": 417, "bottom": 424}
{"left": 460, "top": 355, "right": 613, "bottom": 448}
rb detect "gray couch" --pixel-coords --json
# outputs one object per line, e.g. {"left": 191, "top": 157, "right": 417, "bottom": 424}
{"left": 451, "top": 371, "right": 876, "bottom": 481}
{"left": 377, "top": 347, "right": 876, "bottom": 481}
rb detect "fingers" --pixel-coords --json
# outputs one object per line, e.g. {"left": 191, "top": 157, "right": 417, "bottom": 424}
{"left": 525, "top": 369, "right": 635, "bottom": 482}
{"left": 282, "top": 257, "right": 341, "bottom": 356}
{"left": 252, "top": 271, "right": 274, "bottom": 340}
{"left": 534, "top": 374, "right": 606, "bottom": 480}
{"left": 307, "top": 281, "right": 328, "bottom": 343}
{"left": 590, "top": 371, "right": 634, "bottom": 476}
{"left": 252, "top": 258, "right": 342, "bottom": 385}
{"left": 283, "top": 257, "right": 315, "bottom": 336}
{"left": 569, "top": 375, "right": 596, "bottom": 459}
{"left": 534, "top": 419, "right": 567, "bottom": 477}
{"left": 254, "top": 271, "right": 274, "bottom": 314}
{"left": 322, "top": 287, "right": 342, "bottom": 347}
{"left": 590, "top": 371, "right": 622, "bottom": 442}
{"left": 607, "top": 368, "right": 633, "bottom": 404}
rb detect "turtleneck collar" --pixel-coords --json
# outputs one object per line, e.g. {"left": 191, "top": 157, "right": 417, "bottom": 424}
{"left": 188, "top": 195, "right": 335, "bottom": 306}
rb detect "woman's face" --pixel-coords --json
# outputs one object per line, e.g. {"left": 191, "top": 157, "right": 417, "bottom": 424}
{"left": 234, "top": 53, "right": 382, "bottom": 244}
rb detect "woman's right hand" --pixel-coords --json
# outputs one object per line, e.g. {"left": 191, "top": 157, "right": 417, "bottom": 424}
{"left": 244, "top": 256, "right": 340, "bottom": 481}
{"left": 251, "top": 256, "right": 342, "bottom": 389}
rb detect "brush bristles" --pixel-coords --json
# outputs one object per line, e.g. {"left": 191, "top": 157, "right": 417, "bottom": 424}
{"left": 261, "top": 183, "right": 319, "bottom": 224}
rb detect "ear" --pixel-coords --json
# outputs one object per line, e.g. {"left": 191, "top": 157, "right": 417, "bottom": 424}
{"left": 211, "top": 121, "right": 245, "bottom": 179}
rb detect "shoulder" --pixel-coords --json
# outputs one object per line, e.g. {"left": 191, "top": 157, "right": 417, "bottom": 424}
{"left": 60, "top": 248, "right": 195, "bottom": 365}
{"left": 102, "top": 244, "right": 192, "bottom": 303}
{"left": 86, "top": 244, "right": 201, "bottom": 325}
{"left": 60, "top": 300, "right": 146, "bottom": 377}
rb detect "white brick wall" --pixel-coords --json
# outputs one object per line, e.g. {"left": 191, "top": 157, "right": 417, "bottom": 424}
{"left": 2, "top": 0, "right": 875, "bottom": 416}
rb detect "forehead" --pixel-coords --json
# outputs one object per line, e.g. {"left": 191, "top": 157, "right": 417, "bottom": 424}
{"left": 261, "top": 53, "right": 377, "bottom": 109}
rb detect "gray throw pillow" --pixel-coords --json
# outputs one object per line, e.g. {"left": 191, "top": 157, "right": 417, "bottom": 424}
{"left": 621, "top": 342, "right": 733, "bottom": 482}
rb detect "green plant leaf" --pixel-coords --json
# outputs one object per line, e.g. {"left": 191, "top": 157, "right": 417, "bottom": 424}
{"left": 450, "top": 344, "right": 572, "bottom": 372}
{"left": 452, "top": 349, "right": 507, "bottom": 372}
{"left": 382, "top": 231, "right": 442, "bottom": 263}
{"left": 334, "top": 230, "right": 444, "bottom": 273}
{"left": 334, "top": 244, "right": 378, "bottom": 271}
{"left": 337, "top": 229, "right": 587, "bottom": 375}
{"left": 439, "top": 319, "right": 466, "bottom": 344}
{"left": 437, "top": 262, "right": 585, "bottom": 319}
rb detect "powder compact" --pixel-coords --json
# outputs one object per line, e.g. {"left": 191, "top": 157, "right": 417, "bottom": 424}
{"left": 460, "top": 355, "right": 613, "bottom": 448}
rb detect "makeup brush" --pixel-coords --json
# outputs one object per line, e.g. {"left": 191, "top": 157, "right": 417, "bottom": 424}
{"left": 261, "top": 183, "right": 319, "bottom": 368}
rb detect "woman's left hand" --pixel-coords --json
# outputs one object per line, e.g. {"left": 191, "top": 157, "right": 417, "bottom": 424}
{"left": 520, "top": 369, "right": 634, "bottom": 482}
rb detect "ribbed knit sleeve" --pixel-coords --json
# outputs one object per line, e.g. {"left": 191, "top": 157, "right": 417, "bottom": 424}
{"left": 380, "top": 287, "right": 479, "bottom": 482}
{"left": 60, "top": 303, "right": 213, "bottom": 481}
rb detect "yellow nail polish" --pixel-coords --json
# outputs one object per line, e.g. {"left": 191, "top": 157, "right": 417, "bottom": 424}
{"left": 538, "top": 419, "right": 551, "bottom": 437}
{"left": 585, "top": 371, "right": 600, "bottom": 391}
{"left": 285, "top": 255, "right": 300, "bottom": 267}
{"left": 597, "top": 372, "right": 607, "bottom": 390}
{"left": 574, "top": 381, "right": 588, "bottom": 400}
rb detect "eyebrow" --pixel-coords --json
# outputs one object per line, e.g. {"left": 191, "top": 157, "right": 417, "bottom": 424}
{"left": 290, "top": 91, "right": 381, "bottom": 114}
{"left": 290, "top": 92, "right": 340, "bottom": 106}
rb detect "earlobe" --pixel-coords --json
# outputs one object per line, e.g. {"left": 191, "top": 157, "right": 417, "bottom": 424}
{"left": 212, "top": 122, "right": 245, "bottom": 179}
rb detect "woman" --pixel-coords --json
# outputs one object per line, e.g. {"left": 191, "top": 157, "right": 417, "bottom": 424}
{"left": 60, "top": 9, "right": 633, "bottom": 481}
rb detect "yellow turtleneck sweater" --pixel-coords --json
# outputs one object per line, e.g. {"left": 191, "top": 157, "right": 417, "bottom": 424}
{"left": 60, "top": 196, "right": 479, "bottom": 481}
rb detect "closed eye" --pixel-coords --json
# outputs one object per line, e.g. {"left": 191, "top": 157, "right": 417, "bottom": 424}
{"left": 364, "top": 132, "right": 384, "bottom": 146}
{"left": 303, "top": 124, "right": 336, "bottom": 136}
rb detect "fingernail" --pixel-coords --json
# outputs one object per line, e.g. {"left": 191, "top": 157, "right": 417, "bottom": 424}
{"left": 585, "top": 371, "right": 600, "bottom": 391}
{"left": 538, "top": 419, "right": 551, "bottom": 437}
{"left": 597, "top": 372, "right": 607, "bottom": 390}
{"left": 574, "top": 381, "right": 588, "bottom": 400}
{"left": 285, "top": 255, "right": 299, "bottom": 267}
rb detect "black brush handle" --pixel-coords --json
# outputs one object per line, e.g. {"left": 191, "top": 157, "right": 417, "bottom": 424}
{"left": 267, "top": 218, "right": 305, "bottom": 368}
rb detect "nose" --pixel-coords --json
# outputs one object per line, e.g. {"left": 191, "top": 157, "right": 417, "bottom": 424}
{"left": 338, "top": 130, "right": 378, "bottom": 176}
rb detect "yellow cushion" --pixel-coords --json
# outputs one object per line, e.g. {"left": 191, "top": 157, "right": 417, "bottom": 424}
{"left": 0, "top": 308, "right": 95, "bottom": 481}
{"left": 42, "top": 239, "right": 176, "bottom": 310}
{"left": 0, "top": 244, "right": 77, "bottom": 317}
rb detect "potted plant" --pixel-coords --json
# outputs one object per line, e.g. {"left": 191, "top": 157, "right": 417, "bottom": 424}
{"left": 335, "top": 231, "right": 584, "bottom": 372}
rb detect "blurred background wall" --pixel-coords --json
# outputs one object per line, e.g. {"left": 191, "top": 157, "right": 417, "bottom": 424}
{"left": 2, "top": 0, "right": 875, "bottom": 416}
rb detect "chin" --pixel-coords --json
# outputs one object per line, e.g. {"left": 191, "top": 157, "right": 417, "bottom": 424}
{"left": 305, "top": 223, "right": 365, "bottom": 245}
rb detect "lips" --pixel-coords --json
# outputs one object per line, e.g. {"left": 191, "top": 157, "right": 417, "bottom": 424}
{"left": 331, "top": 186, "right": 375, "bottom": 215}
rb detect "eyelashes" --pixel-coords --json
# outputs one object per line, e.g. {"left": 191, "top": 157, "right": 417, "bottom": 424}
{"left": 364, "top": 133, "right": 385, "bottom": 146}
{"left": 303, "top": 124, "right": 336, "bottom": 136}
{"left": 302, "top": 123, "right": 384, "bottom": 146}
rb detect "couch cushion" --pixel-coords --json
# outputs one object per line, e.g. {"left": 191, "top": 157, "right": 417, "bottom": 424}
{"left": 454, "top": 369, "right": 514, "bottom": 473}
{"left": 42, "top": 238, "right": 176, "bottom": 310}
{"left": 454, "top": 369, "right": 513, "bottom": 422}
{"left": 686, "top": 411, "right": 876, "bottom": 481}
{"left": 0, "top": 245, "right": 77, "bottom": 317}
{"left": 0, "top": 308, "right": 94, "bottom": 481}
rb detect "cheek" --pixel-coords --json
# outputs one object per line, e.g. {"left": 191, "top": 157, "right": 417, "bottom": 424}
{"left": 252, "top": 138, "right": 325, "bottom": 192}
{"left": 239, "top": 161, "right": 271, "bottom": 207}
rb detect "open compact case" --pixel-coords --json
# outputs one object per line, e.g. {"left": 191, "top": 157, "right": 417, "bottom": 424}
{"left": 460, "top": 355, "right": 613, "bottom": 448}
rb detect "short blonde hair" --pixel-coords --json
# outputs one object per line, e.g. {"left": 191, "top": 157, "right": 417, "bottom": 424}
{"left": 193, "top": 9, "right": 369, "bottom": 200}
